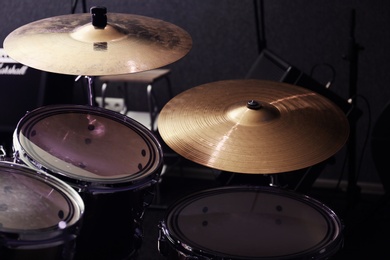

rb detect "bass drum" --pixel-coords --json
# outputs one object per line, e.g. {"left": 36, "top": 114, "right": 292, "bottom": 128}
{"left": 13, "top": 105, "right": 164, "bottom": 260}
{"left": 158, "top": 185, "right": 343, "bottom": 260}
{"left": 0, "top": 161, "right": 84, "bottom": 260}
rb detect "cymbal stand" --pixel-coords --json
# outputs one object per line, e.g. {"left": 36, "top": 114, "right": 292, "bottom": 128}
{"left": 268, "top": 174, "right": 280, "bottom": 187}
{"left": 75, "top": 75, "right": 96, "bottom": 106}
{"left": 0, "top": 145, "right": 6, "bottom": 161}
{"left": 74, "top": 8, "right": 107, "bottom": 106}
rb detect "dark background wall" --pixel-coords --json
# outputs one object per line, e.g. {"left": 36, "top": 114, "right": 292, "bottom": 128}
{"left": 1, "top": 1, "right": 389, "bottom": 191}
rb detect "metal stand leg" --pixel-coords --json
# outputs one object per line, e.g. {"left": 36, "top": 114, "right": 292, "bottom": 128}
{"left": 86, "top": 76, "right": 96, "bottom": 106}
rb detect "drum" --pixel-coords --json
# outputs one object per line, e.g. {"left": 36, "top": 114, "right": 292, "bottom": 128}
{"left": 158, "top": 186, "right": 343, "bottom": 260}
{"left": 0, "top": 161, "right": 84, "bottom": 260}
{"left": 13, "top": 105, "right": 164, "bottom": 259}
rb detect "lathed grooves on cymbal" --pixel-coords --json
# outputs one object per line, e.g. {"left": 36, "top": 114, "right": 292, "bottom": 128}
{"left": 3, "top": 12, "right": 192, "bottom": 76}
{"left": 158, "top": 79, "right": 350, "bottom": 174}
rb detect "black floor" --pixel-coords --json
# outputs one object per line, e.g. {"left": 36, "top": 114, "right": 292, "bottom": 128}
{"left": 135, "top": 166, "right": 390, "bottom": 260}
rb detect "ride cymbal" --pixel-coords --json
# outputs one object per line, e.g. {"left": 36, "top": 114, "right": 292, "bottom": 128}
{"left": 158, "top": 79, "right": 349, "bottom": 174}
{"left": 3, "top": 7, "right": 192, "bottom": 76}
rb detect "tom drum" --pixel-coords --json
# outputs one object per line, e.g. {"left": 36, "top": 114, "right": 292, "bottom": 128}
{"left": 0, "top": 161, "right": 84, "bottom": 260}
{"left": 158, "top": 185, "right": 343, "bottom": 260}
{"left": 13, "top": 104, "right": 163, "bottom": 259}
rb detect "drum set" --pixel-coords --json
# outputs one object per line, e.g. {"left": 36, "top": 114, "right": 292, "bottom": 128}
{"left": 1, "top": 6, "right": 349, "bottom": 260}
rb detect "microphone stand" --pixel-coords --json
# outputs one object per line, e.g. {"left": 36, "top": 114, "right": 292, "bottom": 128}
{"left": 343, "top": 9, "right": 364, "bottom": 210}
{"left": 253, "top": 0, "right": 267, "bottom": 52}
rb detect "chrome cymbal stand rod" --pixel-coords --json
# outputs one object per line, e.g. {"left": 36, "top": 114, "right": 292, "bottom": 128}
{"left": 268, "top": 174, "right": 280, "bottom": 188}
{"left": 75, "top": 75, "right": 96, "bottom": 106}
{"left": 86, "top": 76, "right": 96, "bottom": 106}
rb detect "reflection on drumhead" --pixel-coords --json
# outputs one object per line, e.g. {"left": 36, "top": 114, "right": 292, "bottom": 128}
{"left": 166, "top": 187, "right": 341, "bottom": 258}
{"left": 0, "top": 166, "right": 75, "bottom": 230}
{"left": 15, "top": 107, "right": 161, "bottom": 183}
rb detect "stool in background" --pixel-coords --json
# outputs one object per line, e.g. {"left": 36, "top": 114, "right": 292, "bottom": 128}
{"left": 98, "top": 69, "right": 172, "bottom": 132}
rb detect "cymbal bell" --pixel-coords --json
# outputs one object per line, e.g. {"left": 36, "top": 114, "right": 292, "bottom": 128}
{"left": 3, "top": 7, "right": 192, "bottom": 76}
{"left": 158, "top": 79, "right": 349, "bottom": 174}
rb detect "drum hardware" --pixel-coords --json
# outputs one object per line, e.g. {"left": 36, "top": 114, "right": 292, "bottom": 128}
{"left": 158, "top": 79, "right": 350, "bottom": 174}
{"left": 74, "top": 75, "right": 97, "bottom": 107}
{"left": 0, "top": 145, "right": 5, "bottom": 161}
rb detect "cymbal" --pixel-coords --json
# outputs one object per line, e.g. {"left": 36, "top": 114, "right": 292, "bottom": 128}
{"left": 158, "top": 79, "right": 349, "bottom": 174}
{"left": 3, "top": 7, "right": 192, "bottom": 76}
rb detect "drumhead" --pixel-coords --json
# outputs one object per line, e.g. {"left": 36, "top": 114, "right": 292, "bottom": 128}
{"left": 0, "top": 161, "right": 84, "bottom": 245}
{"left": 162, "top": 186, "right": 343, "bottom": 259}
{"left": 13, "top": 105, "right": 163, "bottom": 191}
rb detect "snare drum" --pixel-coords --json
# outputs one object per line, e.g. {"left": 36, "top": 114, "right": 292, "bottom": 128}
{"left": 158, "top": 186, "right": 343, "bottom": 260}
{"left": 0, "top": 161, "right": 84, "bottom": 260}
{"left": 13, "top": 105, "right": 164, "bottom": 259}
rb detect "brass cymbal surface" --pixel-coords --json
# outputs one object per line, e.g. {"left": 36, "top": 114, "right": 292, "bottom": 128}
{"left": 3, "top": 11, "right": 192, "bottom": 76}
{"left": 158, "top": 79, "right": 349, "bottom": 174}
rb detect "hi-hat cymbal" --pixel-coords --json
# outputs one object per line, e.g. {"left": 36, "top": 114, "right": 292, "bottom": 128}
{"left": 158, "top": 79, "right": 349, "bottom": 174}
{"left": 3, "top": 7, "right": 192, "bottom": 76}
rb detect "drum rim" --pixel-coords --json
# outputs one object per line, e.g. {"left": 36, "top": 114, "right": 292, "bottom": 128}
{"left": 161, "top": 185, "right": 343, "bottom": 260}
{"left": 0, "top": 161, "right": 84, "bottom": 243}
{"left": 13, "top": 104, "right": 163, "bottom": 190}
